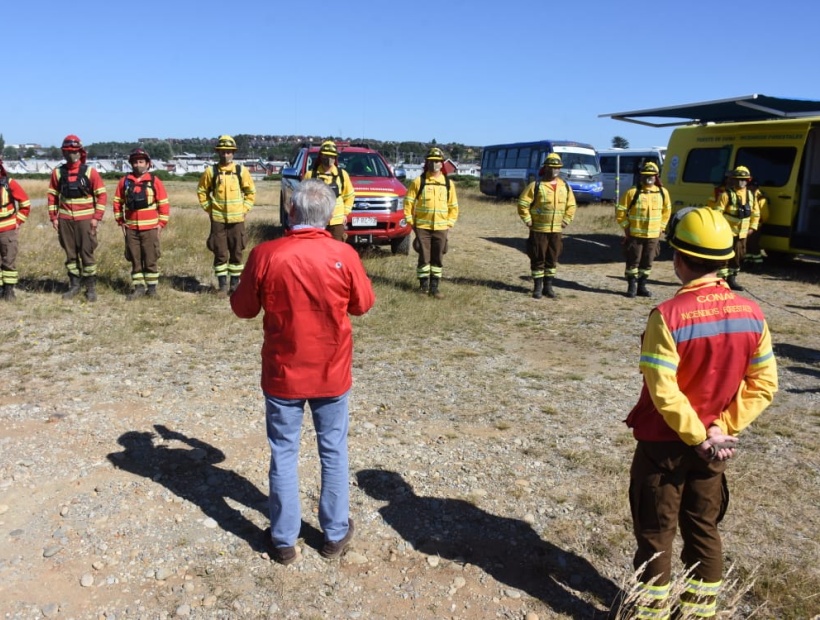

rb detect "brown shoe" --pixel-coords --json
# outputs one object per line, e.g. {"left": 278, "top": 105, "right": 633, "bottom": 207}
{"left": 320, "top": 519, "right": 355, "bottom": 559}
{"left": 262, "top": 527, "right": 298, "bottom": 565}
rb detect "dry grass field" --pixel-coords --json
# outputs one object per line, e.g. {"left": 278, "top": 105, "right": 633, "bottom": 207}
{"left": 0, "top": 177, "right": 818, "bottom": 619}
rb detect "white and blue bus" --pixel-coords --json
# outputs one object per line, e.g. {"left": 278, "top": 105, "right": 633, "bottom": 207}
{"left": 479, "top": 140, "right": 603, "bottom": 202}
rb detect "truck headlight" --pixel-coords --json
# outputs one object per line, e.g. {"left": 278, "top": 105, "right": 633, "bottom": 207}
{"left": 391, "top": 197, "right": 404, "bottom": 212}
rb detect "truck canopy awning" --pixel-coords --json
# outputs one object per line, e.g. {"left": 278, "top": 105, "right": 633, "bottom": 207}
{"left": 600, "top": 94, "right": 820, "bottom": 127}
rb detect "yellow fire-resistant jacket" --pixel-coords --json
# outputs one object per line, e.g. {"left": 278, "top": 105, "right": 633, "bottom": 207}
{"left": 617, "top": 185, "right": 671, "bottom": 239}
{"left": 517, "top": 178, "right": 576, "bottom": 233}
{"left": 197, "top": 163, "right": 256, "bottom": 223}
{"left": 404, "top": 173, "right": 458, "bottom": 230}
{"left": 305, "top": 165, "right": 355, "bottom": 226}
{"left": 714, "top": 187, "right": 763, "bottom": 239}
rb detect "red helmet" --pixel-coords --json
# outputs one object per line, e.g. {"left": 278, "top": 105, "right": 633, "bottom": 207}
{"left": 128, "top": 148, "right": 152, "bottom": 165}
{"left": 61, "top": 135, "right": 83, "bottom": 151}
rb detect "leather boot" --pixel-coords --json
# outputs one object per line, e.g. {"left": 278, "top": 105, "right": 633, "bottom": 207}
{"left": 418, "top": 278, "right": 430, "bottom": 295}
{"left": 637, "top": 276, "right": 652, "bottom": 297}
{"left": 127, "top": 285, "right": 146, "bottom": 301}
{"left": 626, "top": 277, "right": 638, "bottom": 298}
{"left": 63, "top": 274, "right": 81, "bottom": 300}
{"left": 146, "top": 284, "right": 158, "bottom": 297}
{"left": 84, "top": 276, "right": 98, "bottom": 302}
{"left": 727, "top": 274, "right": 744, "bottom": 291}
{"left": 229, "top": 276, "right": 240, "bottom": 294}
{"left": 532, "top": 278, "right": 544, "bottom": 299}
{"left": 544, "top": 277, "right": 556, "bottom": 298}
{"left": 3, "top": 284, "right": 14, "bottom": 301}
{"left": 217, "top": 275, "right": 228, "bottom": 293}
{"left": 430, "top": 277, "right": 443, "bottom": 299}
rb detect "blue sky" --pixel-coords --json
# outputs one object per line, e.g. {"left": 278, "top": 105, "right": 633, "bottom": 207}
{"left": 4, "top": 0, "right": 820, "bottom": 153}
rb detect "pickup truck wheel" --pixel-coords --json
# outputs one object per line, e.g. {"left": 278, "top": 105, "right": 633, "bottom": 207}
{"left": 391, "top": 235, "right": 411, "bottom": 255}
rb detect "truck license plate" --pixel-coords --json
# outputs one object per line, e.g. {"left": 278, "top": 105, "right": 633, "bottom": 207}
{"left": 351, "top": 217, "right": 377, "bottom": 227}
{"left": 351, "top": 234, "right": 373, "bottom": 244}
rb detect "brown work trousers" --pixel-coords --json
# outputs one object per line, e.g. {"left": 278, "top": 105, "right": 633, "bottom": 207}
{"left": 326, "top": 223, "right": 346, "bottom": 242}
{"left": 124, "top": 227, "right": 160, "bottom": 279}
{"left": 728, "top": 236, "right": 746, "bottom": 272}
{"left": 207, "top": 220, "right": 246, "bottom": 270}
{"left": 624, "top": 236, "right": 660, "bottom": 278}
{"left": 630, "top": 441, "right": 729, "bottom": 586}
{"left": 0, "top": 228, "right": 19, "bottom": 274}
{"left": 414, "top": 228, "right": 448, "bottom": 279}
{"left": 526, "top": 230, "right": 563, "bottom": 278}
{"left": 58, "top": 219, "right": 99, "bottom": 277}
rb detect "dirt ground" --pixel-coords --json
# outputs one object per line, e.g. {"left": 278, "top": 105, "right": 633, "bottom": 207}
{"left": 1, "top": 198, "right": 819, "bottom": 620}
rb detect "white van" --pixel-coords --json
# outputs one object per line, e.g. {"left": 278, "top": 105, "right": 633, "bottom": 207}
{"left": 598, "top": 147, "right": 666, "bottom": 202}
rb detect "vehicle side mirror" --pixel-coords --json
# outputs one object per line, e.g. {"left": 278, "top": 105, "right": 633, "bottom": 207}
{"left": 395, "top": 169, "right": 406, "bottom": 181}
{"left": 282, "top": 167, "right": 301, "bottom": 181}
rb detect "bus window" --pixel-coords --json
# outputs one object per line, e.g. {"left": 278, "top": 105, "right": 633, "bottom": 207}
{"left": 682, "top": 147, "right": 733, "bottom": 185}
{"left": 518, "top": 147, "right": 531, "bottom": 168}
{"left": 530, "top": 149, "right": 541, "bottom": 169}
{"left": 483, "top": 150, "right": 496, "bottom": 170}
{"left": 600, "top": 155, "right": 616, "bottom": 174}
{"left": 506, "top": 148, "right": 518, "bottom": 168}
{"left": 735, "top": 147, "right": 797, "bottom": 187}
{"left": 495, "top": 149, "right": 507, "bottom": 169}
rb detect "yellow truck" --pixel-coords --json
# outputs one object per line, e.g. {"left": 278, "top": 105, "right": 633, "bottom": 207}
{"left": 601, "top": 95, "right": 820, "bottom": 258}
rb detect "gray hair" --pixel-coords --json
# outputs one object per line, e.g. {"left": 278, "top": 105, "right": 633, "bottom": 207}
{"left": 291, "top": 179, "right": 336, "bottom": 227}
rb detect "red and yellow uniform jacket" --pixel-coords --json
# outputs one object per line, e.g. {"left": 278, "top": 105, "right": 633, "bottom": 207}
{"left": 517, "top": 178, "right": 576, "bottom": 233}
{"left": 404, "top": 173, "right": 459, "bottom": 231}
{"left": 0, "top": 177, "right": 31, "bottom": 233}
{"left": 113, "top": 173, "right": 170, "bottom": 230}
{"left": 626, "top": 277, "right": 777, "bottom": 445}
{"left": 714, "top": 186, "right": 763, "bottom": 239}
{"left": 230, "top": 227, "right": 375, "bottom": 399}
{"left": 304, "top": 164, "right": 355, "bottom": 226}
{"left": 617, "top": 185, "right": 671, "bottom": 238}
{"left": 47, "top": 162, "right": 107, "bottom": 222}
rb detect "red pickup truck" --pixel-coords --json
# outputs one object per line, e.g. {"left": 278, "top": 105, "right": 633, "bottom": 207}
{"left": 280, "top": 143, "right": 412, "bottom": 254}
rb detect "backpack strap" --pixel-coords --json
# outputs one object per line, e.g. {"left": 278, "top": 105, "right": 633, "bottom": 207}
{"left": 417, "top": 174, "right": 450, "bottom": 201}
{"left": 210, "top": 163, "right": 242, "bottom": 195}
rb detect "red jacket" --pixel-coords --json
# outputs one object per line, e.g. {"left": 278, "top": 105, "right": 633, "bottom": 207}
{"left": 113, "top": 173, "right": 170, "bottom": 230}
{"left": 230, "top": 227, "right": 375, "bottom": 399}
{"left": 47, "top": 162, "right": 107, "bottom": 221}
{"left": 0, "top": 178, "right": 31, "bottom": 233}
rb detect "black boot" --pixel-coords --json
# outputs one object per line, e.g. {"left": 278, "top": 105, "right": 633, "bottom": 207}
{"left": 532, "top": 278, "right": 544, "bottom": 299}
{"left": 84, "top": 276, "right": 98, "bottom": 302}
{"left": 727, "top": 274, "right": 744, "bottom": 291}
{"left": 626, "top": 277, "right": 637, "bottom": 298}
{"left": 217, "top": 275, "right": 228, "bottom": 293}
{"left": 127, "top": 285, "right": 146, "bottom": 301}
{"left": 3, "top": 284, "right": 14, "bottom": 301}
{"left": 63, "top": 274, "right": 81, "bottom": 300}
{"left": 430, "top": 277, "right": 443, "bottom": 299}
{"left": 544, "top": 277, "right": 556, "bottom": 298}
{"left": 637, "top": 276, "right": 652, "bottom": 298}
{"left": 418, "top": 278, "right": 430, "bottom": 295}
{"left": 229, "top": 276, "right": 240, "bottom": 294}
{"left": 146, "top": 284, "right": 158, "bottom": 297}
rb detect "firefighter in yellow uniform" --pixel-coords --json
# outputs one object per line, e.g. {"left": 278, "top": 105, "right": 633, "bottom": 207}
{"left": 304, "top": 141, "right": 355, "bottom": 241}
{"left": 197, "top": 135, "right": 256, "bottom": 294}
{"left": 404, "top": 147, "right": 459, "bottom": 298}
{"left": 517, "top": 153, "right": 576, "bottom": 299}
{"left": 713, "top": 166, "right": 762, "bottom": 290}
{"left": 616, "top": 161, "right": 671, "bottom": 298}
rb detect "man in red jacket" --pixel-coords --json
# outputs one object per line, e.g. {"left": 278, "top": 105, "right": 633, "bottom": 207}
{"left": 0, "top": 158, "right": 31, "bottom": 301}
{"left": 624, "top": 207, "right": 777, "bottom": 619}
{"left": 47, "top": 135, "right": 107, "bottom": 302}
{"left": 231, "top": 179, "right": 375, "bottom": 565}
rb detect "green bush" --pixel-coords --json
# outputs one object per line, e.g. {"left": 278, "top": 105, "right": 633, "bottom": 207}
{"left": 263, "top": 174, "right": 282, "bottom": 181}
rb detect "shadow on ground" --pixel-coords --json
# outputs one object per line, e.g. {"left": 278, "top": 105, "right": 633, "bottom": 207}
{"left": 357, "top": 469, "right": 619, "bottom": 619}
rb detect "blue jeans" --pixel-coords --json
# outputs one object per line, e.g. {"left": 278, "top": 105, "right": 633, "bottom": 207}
{"left": 264, "top": 391, "right": 351, "bottom": 548}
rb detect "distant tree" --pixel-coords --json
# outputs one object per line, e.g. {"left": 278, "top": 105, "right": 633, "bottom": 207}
{"left": 3, "top": 146, "right": 18, "bottom": 159}
{"left": 24, "top": 147, "right": 37, "bottom": 158}
{"left": 612, "top": 136, "right": 629, "bottom": 149}
{"left": 0, "top": 134, "right": 4, "bottom": 152}
{"left": 144, "top": 140, "right": 173, "bottom": 161}
{"left": 430, "top": 138, "right": 437, "bottom": 146}
{"left": 47, "top": 147, "right": 61, "bottom": 159}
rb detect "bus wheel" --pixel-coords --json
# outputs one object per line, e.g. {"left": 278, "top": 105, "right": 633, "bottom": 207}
{"left": 495, "top": 185, "right": 505, "bottom": 201}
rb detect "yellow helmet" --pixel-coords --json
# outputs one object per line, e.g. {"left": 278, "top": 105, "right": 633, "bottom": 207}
{"left": 640, "top": 161, "right": 660, "bottom": 175}
{"left": 426, "top": 147, "right": 444, "bottom": 161}
{"left": 729, "top": 165, "right": 752, "bottom": 179}
{"left": 319, "top": 140, "right": 339, "bottom": 157}
{"left": 544, "top": 153, "right": 563, "bottom": 168}
{"left": 668, "top": 207, "right": 735, "bottom": 260}
{"left": 215, "top": 135, "right": 237, "bottom": 151}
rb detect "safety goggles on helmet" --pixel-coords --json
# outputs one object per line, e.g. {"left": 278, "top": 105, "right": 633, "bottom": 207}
{"left": 544, "top": 154, "right": 563, "bottom": 168}
{"left": 426, "top": 147, "right": 444, "bottom": 161}
{"left": 729, "top": 165, "right": 752, "bottom": 179}
{"left": 640, "top": 162, "right": 660, "bottom": 175}
{"left": 319, "top": 141, "right": 338, "bottom": 157}
{"left": 215, "top": 135, "right": 237, "bottom": 150}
